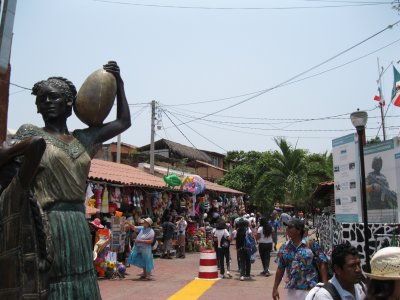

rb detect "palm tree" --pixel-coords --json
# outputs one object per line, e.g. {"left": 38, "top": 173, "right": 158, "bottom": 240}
{"left": 267, "top": 138, "right": 307, "bottom": 207}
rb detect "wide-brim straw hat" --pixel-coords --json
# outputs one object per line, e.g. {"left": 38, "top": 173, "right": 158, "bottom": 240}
{"left": 365, "top": 247, "right": 400, "bottom": 280}
{"left": 143, "top": 217, "right": 153, "bottom": 226}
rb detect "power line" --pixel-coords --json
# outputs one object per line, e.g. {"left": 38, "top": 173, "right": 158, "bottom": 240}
{"left": 130, "top": 104, "right": 148, "bottom": 119}
{"left": 162, "top": 104, "right": 378, "bottom": 126}
{"left": 304, "top": 0, "right": 388, "bottom": 3}
{"left": 162, "top": 108, "right": 228, "bottom": 152}
{"left": 170, "top": 20, "right": 400, "bottom": 127}
{"left": 163, "top": 109, "right": 386, "bottom": 142}
{"left": 10, "top": 82, "right": 31, "bottom": 90}
{"left": 92, "top": 0, "right": 389, "bottom": 9}
{"left": 163, "top": 37, "right": 400, "bottom": 107}
{"left": 161, "top": 107, "right": 198, "bottom": 149}
{"left": 161, "top": 108, "right": 385, "bottom": 132}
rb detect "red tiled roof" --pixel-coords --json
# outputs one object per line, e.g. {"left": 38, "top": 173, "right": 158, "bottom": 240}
{"left": 89, "top": 159, "right": 245, "bottom": 194}
{"left": 89, "top": 159, "right": 165, "bottom": 189}
{"left": 204, "top": 180, "right": 244, "bottom": 195}
{"left": 311, "top": 181, "right": 334, "bottom": 199}
{"left": 195, "top": 160, "right": 227, "bottom": 172}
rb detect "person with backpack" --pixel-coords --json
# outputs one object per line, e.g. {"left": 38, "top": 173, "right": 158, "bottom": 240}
{"left": 305, "top": 243, "right": 366, "bottom": 300}
{"left": 272, "top": 218, "right": 328, "bottom": 300}
{"left": 236, "top": 219, "right": 253, "bottom": 281}
{"left": 213, "top": 218, "right": 232, "bottom": 279}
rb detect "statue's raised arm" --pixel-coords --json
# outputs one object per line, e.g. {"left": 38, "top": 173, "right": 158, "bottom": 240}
{"left": 0, "top": 61, "right": 131, "bottom": 299}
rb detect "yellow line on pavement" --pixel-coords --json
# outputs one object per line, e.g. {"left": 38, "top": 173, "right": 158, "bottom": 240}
{"left": 167, "top": 279, "right": 217, "bottom": 300}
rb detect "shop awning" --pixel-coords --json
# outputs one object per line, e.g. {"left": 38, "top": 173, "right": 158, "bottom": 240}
{"left": 88, "top": 159, "right": 165, "bottom": 189}
{"left": 204, "top": 180, "right": 244, "bottom": 195}
{"left": 89, "top": 159, "right": 245, "bottom": 195}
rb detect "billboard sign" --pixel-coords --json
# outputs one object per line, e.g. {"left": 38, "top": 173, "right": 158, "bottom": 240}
{"left": 364, "top": 138, "right": 399, "bottom": 223}
{"left": 332, "top": 133, "right": 362, "bottom": 222}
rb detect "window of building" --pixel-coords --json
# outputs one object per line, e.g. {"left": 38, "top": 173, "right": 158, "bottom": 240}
{"left": 211, "top": 156, "right": 220, "bottom": 167}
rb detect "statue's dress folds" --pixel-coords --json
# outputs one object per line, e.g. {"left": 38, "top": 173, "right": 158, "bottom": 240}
{"left": 0, "top": 124, "right": 101, "bottom": 300}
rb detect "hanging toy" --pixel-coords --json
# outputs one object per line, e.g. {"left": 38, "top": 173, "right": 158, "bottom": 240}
{"left": 181, "top": 175, "right": 206, "bottom": 195}
{"left": 163, "top": 173, "right": 182, "bottom": 189}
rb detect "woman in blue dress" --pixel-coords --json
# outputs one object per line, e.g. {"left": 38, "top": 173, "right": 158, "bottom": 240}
{"left": 126, "top": 217, "right": 155, "bottom": 280}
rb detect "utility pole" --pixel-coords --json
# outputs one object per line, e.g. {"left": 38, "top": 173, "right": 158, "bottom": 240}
{"left": 150, "top": 100, "right": 155, "bottom": 175}
{"left": 0, "top": 64, "right": 10, "bottom": 143}
{"left": 116, "top": 133, "right": 121, "bottom": 163}
{"left": 377, "top": 58, "right": 386, "bottom": 141}
{"left": 0, "top": 0, "right": 18, "bottom": 143}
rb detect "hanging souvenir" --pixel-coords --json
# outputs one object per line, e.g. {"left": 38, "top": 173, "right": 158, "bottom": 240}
{"left": 94, "top": 184, "right": 103, "bottom": 210}
{"left": 101, "top": 185, "right": 109, "bottom": 213}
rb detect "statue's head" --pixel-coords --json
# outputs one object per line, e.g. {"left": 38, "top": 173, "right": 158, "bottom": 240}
{"left": 32, "top": 77, "right": 77, "bottom": 119}
{"left": 372, "top": 156, "right": 383, "bottom": 172}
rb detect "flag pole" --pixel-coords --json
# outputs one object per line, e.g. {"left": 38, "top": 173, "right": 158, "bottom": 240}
{"left": 377, "top": 57, "right": 386, "bottom": 141}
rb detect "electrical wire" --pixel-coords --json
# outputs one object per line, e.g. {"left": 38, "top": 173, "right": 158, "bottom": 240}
{"left": 92, "top": 0, "right": 389, "bottom": 9}
{"left": 130, "top": 104, "right": 149, "bottom": 119}
{"left": 161, "top": 108, "right": 228, "bottom": 152}
{"left": 163, "top": 103, "right": 400, "bottom": 146}
{"left": 163, "top": 109, "right": 386, "bottom": 142}
{"left": 304, "top": 0, "right": 388, "bottom": 3}
{"left": 169, "top": 20, "right": 400, "bottom": 127}
{"left": 162, "top": 104, "right": 379, "bottom": 127}
{"left": 161, "top": 107, "right": 384, "bottom": 132}
{"left": 163, "top": 37, "right": 400, "bottom": 108}
{"left": 161, "top": 107, "right": 198, "bottom": 149}
{"left": 9, "top": 82, "right": 31, "bottom": 90}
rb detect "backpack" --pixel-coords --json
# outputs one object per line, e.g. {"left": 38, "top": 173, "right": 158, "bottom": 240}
{"left": 245, "top": 232, "right": 257, "bottom": 255}
{"left": 311, "top": 282, "right": 341, "bottom": 300}
{"left": 221, "top": 235, "right": 230, "bottom": 249}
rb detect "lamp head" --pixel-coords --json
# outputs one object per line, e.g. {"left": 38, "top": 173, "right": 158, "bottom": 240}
{"left": 350, "top": 110, "right": 368, "bottom": 129}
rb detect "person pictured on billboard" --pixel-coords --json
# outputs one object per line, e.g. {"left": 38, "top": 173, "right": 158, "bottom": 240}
{"left": 366, "top": 156, "right": 397, "bottom": 209}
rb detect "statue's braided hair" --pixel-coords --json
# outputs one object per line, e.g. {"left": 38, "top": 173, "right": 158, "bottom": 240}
{"left": 32, "top": 77, "right": 77, "bottom": 116}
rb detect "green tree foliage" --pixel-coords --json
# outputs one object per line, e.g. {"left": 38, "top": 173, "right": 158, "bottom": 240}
{"left": 393, "top": 0, "right": 400, "bottom": 11}
{"left": 218, "top": 138, "right": 333, "bottom": 212}
{"left": 217, "top": 151, "right": 266, "bottom": 195}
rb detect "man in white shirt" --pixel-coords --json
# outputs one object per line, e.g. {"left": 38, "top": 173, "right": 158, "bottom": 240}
{"left": 305, "top": 243, "right": 366, "bottom": 300}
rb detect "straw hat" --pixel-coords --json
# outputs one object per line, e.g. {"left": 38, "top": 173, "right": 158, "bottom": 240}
{"left": 93, "top": 238, "right": 110, "bottom": 260}
{"left": 365, "top": 247, "right": 400, "bottom": 280}
{"left": 143, "top": 217, "right": 153, "bottom": 226}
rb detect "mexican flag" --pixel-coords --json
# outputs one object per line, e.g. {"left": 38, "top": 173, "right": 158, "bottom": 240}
{"left": 392, "top": 66, "right": 400, "bottom": 107}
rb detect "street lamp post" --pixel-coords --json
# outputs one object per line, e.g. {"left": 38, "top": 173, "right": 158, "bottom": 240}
{"left": 350, "top": 110, "right": 371, "bottom": 273}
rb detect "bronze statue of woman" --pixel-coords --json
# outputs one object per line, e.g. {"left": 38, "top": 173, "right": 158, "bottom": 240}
{"left": 0, "top": 61, "right": 131, "bottom": 299}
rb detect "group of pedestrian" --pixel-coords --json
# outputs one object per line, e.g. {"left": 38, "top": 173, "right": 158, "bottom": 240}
{"left": 270, "top": 214, "right": 400, "bottom": 300}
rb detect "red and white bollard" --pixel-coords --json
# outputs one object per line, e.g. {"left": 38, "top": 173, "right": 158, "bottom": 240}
{"left": 197, "top": 249, "right": 218, "bottom": 279}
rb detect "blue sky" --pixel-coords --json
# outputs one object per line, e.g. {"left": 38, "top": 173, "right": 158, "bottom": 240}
{"left": 6, "top": 0, "right": 400, "bottom": 154}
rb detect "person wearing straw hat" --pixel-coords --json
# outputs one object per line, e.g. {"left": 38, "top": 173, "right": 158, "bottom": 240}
{"left": 125, "top": 218, "right": 155, "bottom": 280}
{"left": 364, "top": 246, "right": 400, "bottom": 300}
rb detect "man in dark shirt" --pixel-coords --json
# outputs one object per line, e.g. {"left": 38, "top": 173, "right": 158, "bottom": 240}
{"left": 161, "top": 216, "right": 176, "bottom": 259}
